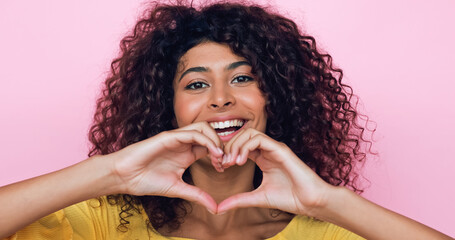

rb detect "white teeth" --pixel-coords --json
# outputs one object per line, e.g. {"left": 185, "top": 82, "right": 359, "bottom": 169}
{"left": 209, "top": 119, "right": 245, "bottom": 130}
{"left": 218, "top": 130, "right": 235, "bottom": 136}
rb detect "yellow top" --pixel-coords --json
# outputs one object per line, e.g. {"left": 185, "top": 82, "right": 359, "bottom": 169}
{"left": 6, "top": 197, "right": 364, "bottom": 240}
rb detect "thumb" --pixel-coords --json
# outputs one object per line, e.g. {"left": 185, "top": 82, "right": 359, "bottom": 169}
{"left": 169, "top": 181, "right": 218, "bottom": 214}
{"left": 217, "top": 190, "right": 268, "bottom": 215}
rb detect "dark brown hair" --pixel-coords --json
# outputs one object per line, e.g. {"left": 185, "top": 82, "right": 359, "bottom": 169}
{"left": 88, "top": 1, "right": 373, "bottom": 232}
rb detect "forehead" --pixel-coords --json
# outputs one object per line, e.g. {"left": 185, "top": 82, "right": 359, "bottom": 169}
{"left": 176, "top": 42, "right": 246, "bottom": 73}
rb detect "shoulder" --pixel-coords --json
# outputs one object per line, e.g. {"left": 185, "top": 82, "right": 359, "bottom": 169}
{"left": 7, "top": 196, "right": 151, "bottom": 240}
{"left": 65, "top": 196, "right": 151, "bottom": 239}
{"left": 271, "top": 215, "right": 365, "bottom": 240}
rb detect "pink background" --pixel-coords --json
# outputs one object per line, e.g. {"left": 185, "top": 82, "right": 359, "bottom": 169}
{"left": 1, "top": 0, "right": 454, "bottom": 237}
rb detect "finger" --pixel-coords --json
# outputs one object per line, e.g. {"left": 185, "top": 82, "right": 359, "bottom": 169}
{"left": 184, "top": 134, "right": 224, "bottom": 172}
{"left": 169, "top": 182, "right": 218, "bottom": 214}
{"left": 217, "top": 190, "right": 269, "bottom": 214}
{"left": 180, "top": 122, "right": 223, "bottom": 150}
{"left": 210, "top": 154, "right": 225, "bottom": 172}
{"left": 186, "top": 136, "right": 223, "bottom": 172}
{"left": 191, "top": 145, "right": 224, "bottom": 172}
{"left": 221, "top": 129, "right": 246, "bottom": 168}
{"left": 237, "top": 134, "right": 278, "bottom": 166}
{"left": 223, "top": 128, "right": 246, "bottom": 154}
{"left": 224, "top": 128, "right": 262, "bottom": 167}
{"left": 172, "top": 130, "right": 223, "bottom": 158}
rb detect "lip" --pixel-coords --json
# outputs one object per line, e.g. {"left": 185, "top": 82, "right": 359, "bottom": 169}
{"left": 204, "top": 115, "right": 249, "bottom": 142}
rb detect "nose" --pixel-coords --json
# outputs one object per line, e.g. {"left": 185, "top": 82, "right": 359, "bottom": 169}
{"left": 208, "top": 84, "right": 235, "bottom": 110}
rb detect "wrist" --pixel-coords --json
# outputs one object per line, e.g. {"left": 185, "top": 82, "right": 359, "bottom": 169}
{"left": 85, "top": 154, "right": 127, "bottom": 196}
{"left": 306, "top": 185, "right": 348, "bottom": 221}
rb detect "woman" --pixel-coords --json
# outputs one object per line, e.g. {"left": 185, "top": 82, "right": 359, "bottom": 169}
{"left": 0, "top": 1, "right": 452, "bottom": 239}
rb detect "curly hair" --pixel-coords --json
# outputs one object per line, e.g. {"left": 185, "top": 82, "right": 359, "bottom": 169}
{"left": 88, "top": 0, "right": 373, "bottom": 232}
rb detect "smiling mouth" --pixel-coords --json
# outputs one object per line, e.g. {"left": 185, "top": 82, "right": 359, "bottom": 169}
{"left": 209, "top": 119, "right": 245, "bottom": 136}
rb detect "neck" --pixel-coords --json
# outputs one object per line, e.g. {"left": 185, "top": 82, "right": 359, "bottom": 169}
{"left": 158, "top": 159, "right": 294, "bottom": 238}
{"left": 189, "top": 158, "right": 256, "bottom": 204}
{"left": 185, "top": 159, "right": 259, "bottom": 230}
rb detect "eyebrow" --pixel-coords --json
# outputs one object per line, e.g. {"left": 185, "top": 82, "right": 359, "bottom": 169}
{"left": 178, "top": 61, "right": 251, "bottom": 82}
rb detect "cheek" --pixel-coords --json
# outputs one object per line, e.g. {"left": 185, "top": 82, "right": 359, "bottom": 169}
{"left": 239, "top": 89, "right": 267, "bottom": 129}
{"left": 248, "top": 89, "right": 267, "bottom": 112}
{"left": 173, "top": 94, "right": 205, "bottom": 127}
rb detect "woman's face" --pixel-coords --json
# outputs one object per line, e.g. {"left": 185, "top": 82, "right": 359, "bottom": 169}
{"left": 173, "top": 42, "right": 267, "bottom": 143}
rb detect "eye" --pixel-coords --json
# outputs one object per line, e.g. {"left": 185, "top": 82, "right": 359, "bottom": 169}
{"left": 185, "top": 81, "right": 209, "bottom": 90}
{"left": 232, "top": 75, "right": 254, "bottom": 83}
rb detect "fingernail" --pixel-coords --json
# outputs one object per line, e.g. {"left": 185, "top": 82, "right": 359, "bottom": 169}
{"left": 218, "top": 163, "right": 224, "bottom": 172}
{"left": 217, "top": 147, "right": 224, "bottom": 155}
{"left": 207, "top": 208, "right": 215, "bottom": 214}
{"left": 222, "top": 155, "right": 227, "bottom": 164}
{"left": 227, "top": 153, "right": 232, "bottom": 164}
{"left": 217, "top": 210, "right": 227, "bottom": 215}
{"left": 235, "top": 155, "right": 242, "bottom": 164}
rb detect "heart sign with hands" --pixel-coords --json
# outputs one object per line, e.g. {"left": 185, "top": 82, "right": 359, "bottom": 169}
{"left": 109, "top": 122, "right": 331, "bottom": 216}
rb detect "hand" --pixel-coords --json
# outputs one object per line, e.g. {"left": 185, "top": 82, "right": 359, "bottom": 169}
{"left": 217, "top": 128, "right": 334, "bottom": 216}
{"left": 106, "top": 122, "right": 224, "bottom": 213}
